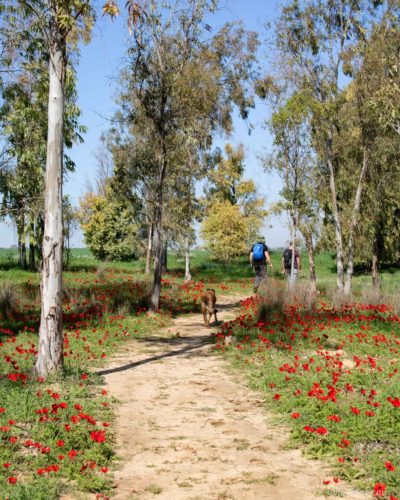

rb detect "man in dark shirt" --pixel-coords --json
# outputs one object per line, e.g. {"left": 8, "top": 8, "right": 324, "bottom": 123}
{"left": 282, "top": 243, "right": 301, "bottom": 282}
{"left": 249, "top": 239, "right": 273, "bottom": 293}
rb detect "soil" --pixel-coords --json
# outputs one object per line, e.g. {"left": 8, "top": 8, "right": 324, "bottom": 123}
{"left": 95, "top": 294, "right": 369, "bottom": 500}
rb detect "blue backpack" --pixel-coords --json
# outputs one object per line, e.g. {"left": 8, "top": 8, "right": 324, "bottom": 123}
{"left": 252, "top": 243, "right": 264, "bottom": 262}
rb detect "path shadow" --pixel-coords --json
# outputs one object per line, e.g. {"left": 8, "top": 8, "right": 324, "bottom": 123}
{"left": 96, "top": 334, "right": 212, "bottom": 376}
{"left": 217, "top": 300, "right": 244, "bottom": 311}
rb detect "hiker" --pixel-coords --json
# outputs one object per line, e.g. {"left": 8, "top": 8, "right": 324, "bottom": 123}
{"left": 282, "top": 243, "right": 301, "bottom": 282}
{"left": 249, "top": 239, "right": 273, "bottom": 293}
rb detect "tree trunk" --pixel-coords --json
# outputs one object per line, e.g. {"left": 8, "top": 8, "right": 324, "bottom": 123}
{"left": 34, "top": 31, "right": 66, "bottom": 378}
{"left": 64, "top": 221, "right": 70, "bottom": 271}
{"left": 371, "top": 252, "right": 379, "bottom": 292}
{"left": 290, "top": 211, "right": 296, "bottom": 288}
{"left": 149, "top": 159, "right": 167, "bottom": 312}
{"left": 344, "top": 147, "right": 368, "bottom": 295}
{"left": 17, "top": 215, "right": 27, "bottom": 270}
{"left": 305, "top": 233, "right": 317, "bottom": 292}
{"left": 28, "top": 217, "right": 36, "bottom": 271}
{"left": 145, "top": 222, "right": 153, "bottom": 275}
{"left": 371, "top": 225, "right": 382, "bottom": 292}
{"left": 326, "top": 136, "right": 345, "bottom": 291}
{"left": 161, "top": 242, "right": 168, "bottom": 274}
{"left": 184, "top": 238, "right": 191, "bottom": 282}
{"left": 149, "top": 203, "right": 163, "bottom": 311}
{"left": 28, "top": 242, "right": 35, "bottom": 271}
{"left": 18, "top": 238, "right": 27, "bottom": 270}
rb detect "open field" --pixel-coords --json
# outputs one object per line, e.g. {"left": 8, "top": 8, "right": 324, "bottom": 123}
{"left": 1, "top": 247, "right": 399, "bottom": 293}
{"left": 0, "top": 248, "right": 399, "bottom": 498}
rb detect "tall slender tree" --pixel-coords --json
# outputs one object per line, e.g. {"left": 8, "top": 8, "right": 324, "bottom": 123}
{"left": 110, "top": 0, "right": 258, "bottom": 310}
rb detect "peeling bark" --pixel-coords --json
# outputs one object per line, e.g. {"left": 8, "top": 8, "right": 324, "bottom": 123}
{"left": 34, "top": 28, "right": 65, "bottom": 377}
{"left": 184, "top": 238, "right": 191, "bottom": 282}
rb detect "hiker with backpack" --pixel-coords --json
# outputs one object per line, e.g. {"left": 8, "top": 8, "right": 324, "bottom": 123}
{"left": 249, "top": 239, "right": 273, "bottom": 293}
{"left": 282, "top": 243, "right": 301, "bottom": 283}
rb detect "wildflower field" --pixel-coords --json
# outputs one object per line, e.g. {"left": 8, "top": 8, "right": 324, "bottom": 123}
{"left": 0, "top": 249, "right": 251, "bottom": 498}
{"left": 0, "top": 248, "right": 399, "bottom": 498}
{"left": 217, "top": 290, "right": 400, "bottom": 499}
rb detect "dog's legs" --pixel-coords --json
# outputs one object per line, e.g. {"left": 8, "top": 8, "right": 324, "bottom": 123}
{"left": 202, "top": 306, "right": 208, "bottom": 327}
{"left": 213, "top": 309, "right": 218, "bottom": 324}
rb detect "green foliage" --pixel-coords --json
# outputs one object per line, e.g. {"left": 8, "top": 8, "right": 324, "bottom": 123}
{"left": 201, "top": 200, "right": 248, "bottom": 262}
{"left": 203, "top": 143, "right": 267, "bottom": 257}
{"left": 78, "top": 190, "right": 140, "bottom": 262}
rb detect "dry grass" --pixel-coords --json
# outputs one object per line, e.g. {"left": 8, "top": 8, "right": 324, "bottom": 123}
{"left": 0, "top": 281, "right": 17, "bottom": 319}
{"left": 361, "top": 287, "right": 400, "bottom": 315}
{"left": 257, "top": 279, "right": 318, "bottom": 322}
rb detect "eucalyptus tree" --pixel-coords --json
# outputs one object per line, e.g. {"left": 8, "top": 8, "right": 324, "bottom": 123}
{"left": 0, "top": 56, "right": 85, "bottom": 271}
{"left": 1, "top": 0, "right": 139, "bottom": 377}
{"left": 110, "top": 0, "right": 258, "bottom": 311}
{"left": 341, "top": 21, "right": 400, "bottom": 290}
{"left": 274, "top": 0, "right": 398, "bottom": 293}
{"left": 258, "top": 87, "right": 320, "bottom": 289}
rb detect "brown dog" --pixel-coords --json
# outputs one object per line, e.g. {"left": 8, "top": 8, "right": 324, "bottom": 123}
{"left": 201, "top": 289, "right": 218, "bottom": 327}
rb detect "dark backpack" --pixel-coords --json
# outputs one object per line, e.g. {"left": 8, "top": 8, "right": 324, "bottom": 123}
{"left": 252, "top": 243, "right": 264, "bottom": 262}
{"left": 283, "top": 248, "right": 292, "bottom": 269}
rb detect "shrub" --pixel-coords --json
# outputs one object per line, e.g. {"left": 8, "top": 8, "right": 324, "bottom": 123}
{"left": 78, "top": 191, "right": 141, "bottom": 262}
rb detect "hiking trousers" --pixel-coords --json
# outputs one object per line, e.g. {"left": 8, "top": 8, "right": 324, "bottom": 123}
{"left": 254, "top": 264, "right": 267, "bottom": 291}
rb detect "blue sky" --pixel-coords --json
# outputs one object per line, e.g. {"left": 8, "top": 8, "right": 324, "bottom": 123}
{"left": 1, "top": 0, "right": 289, "bottom": 248}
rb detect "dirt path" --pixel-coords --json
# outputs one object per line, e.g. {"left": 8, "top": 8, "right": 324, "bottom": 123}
{"left": 98, "top": 295, "right": 368, "bottom": 500}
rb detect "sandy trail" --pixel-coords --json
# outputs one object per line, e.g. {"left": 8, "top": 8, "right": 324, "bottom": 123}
{"left": 98, "top": 295, "right": 368, "bottom": 500}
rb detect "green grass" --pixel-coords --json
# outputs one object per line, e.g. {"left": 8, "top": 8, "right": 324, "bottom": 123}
{"left": 217, "top": 292, "right": 400, "bottom": 498}
{"left": 2, "top": 247, "right": 399, "bottom": 295}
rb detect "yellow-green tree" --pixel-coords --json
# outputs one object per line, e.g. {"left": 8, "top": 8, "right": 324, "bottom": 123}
{"left": 201, "top": 201, "right": 248, "bottom": 262}
{"left": 202, "top": 143, "right": 266, "bottom": 260}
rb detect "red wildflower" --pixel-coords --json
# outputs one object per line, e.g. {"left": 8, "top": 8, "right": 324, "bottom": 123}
{"left": 351, "top": 406, "right": 360, "bottom": 415}
{"left": 8, "top": 477, "right": 17, "bottom": 484}
{"left": 68, "top": 449, "right": 78, "bottom": 460}
{"left": 385, "top": 461, "right": 395, "bottom": 472}
{"left": 373, "top": 483, "right": 386, "bottom": 496}
{"left": 90, "top": 430, "right": 106, "bottom": 443}
{"left": 291, "top": 412, "right": 301, "bottom": 419}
